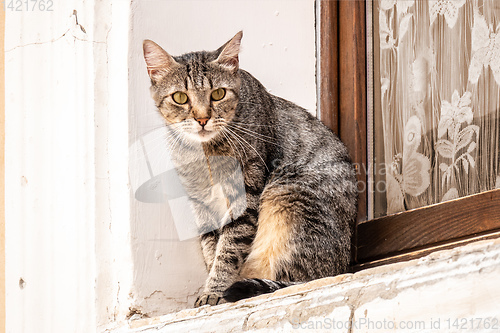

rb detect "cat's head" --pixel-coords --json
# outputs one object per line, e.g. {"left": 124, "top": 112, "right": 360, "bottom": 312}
{"left": 143, "top": 32, "right": 242, "bottom": 143}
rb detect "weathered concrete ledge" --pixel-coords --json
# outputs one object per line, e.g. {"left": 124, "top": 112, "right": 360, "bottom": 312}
{"left": 107, "top": 237, "right": 500, "bottom": 332}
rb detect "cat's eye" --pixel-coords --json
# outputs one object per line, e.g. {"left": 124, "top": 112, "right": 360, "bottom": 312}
{"left": 211, "top": 88, "right": 226, "bottom": 101}
{"left": 172, "top": 91, "right": 188, "bottom": 104}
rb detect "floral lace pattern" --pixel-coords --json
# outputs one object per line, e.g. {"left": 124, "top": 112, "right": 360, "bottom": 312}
{"left": 375, "top": 0, "right": 500, "bottom": 217}
{"left": 468, "top": 11, "right": 500, "bottom": 85}
{"left": 436, "top": 90, "right": 479, "bottom": 201}
{"left": 386, "top": 116, "right": 431, "bottom": 213}
{"left": 429, "top": 0, "right": 466, "bottom": 28}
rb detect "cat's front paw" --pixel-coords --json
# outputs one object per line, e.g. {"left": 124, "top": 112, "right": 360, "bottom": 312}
{"left": 194, "top": 292, "right": 227, "bottom": 307}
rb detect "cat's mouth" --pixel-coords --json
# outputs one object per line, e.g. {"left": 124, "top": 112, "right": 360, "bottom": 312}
{"left": 179, "top": 119, "right": 221, "bottom": 143}
{"left": 187, "top": 128, "right": 218, "bottom": 142}
{"left": 197, "top": 129, "right": 211, "bottom": 137}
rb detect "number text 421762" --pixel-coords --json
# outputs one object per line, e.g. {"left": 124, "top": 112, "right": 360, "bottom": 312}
{"left": 3, "top": 0, "right": 54, "bottom": 11}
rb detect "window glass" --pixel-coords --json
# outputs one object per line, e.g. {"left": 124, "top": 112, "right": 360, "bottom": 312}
{"left": 373, "top": 0, "right": 500, "bottom": 217}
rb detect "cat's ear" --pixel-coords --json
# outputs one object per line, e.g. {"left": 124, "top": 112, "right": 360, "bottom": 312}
{"left": 215, "top": 31, "right": 243, "bottom": 71}
{"left": 143, "top": 40, "right": 178, "bottom": 82}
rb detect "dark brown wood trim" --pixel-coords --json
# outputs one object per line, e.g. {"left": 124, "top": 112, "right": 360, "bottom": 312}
{"left": 319, "top": 0, "right": 367, "bottom": 222}
{"left": 353, "top": 230, "right": 500, "bottom": 271}
{"left": 319, "top": 0, "right": 367, "bottom": 263}
{"left": 318, "top": 0, "right": 339, "bottom": 135}
{"left": 320, "top": 1, "right": 500, "bottom": 270}
{"left": 338, "top": 0, "right": 367, "bottom": 223}
{"left": 356, "top": 189, "right": 500, "bottom": 263}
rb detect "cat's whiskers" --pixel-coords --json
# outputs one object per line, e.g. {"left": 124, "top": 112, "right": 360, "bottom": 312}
{"left": 212, "top": 118, "right": 227, "bottom": 128}
{"left": 166, "top": 128, "right": 185, "bottom": 153}
{"left": 136, "top": 130, "right": 176, "bottom": 172}
{"left": 222, "top": 128, "right": 250, "bottom": 168}
{"left": 132, "top": 118, "right": 184, "bottom": 138}
{"left": 227, "top": 127, "right": 278, "bottom": 148}
{"left": 224, "top": 126, "right": 269, "bottom": 171}
{"left": 145, "top": 123, "right": 181, "bottom": 153}
{"left": 225, "top": 123, "right": 281, "bottom": 147}
{"left": 220, "top": 129, "right": 246, "bottom": 170}
{"left": 134, "top": 124, "right": 168, "bottom": 132}
{"left": 229, "top": 121, "right": 273, "bottom": 128}
{"left": 134, "top": 128, "right": 174, "bottom": 158}
{"left": 218, "top": 118, "right": 267, "bottom": 168}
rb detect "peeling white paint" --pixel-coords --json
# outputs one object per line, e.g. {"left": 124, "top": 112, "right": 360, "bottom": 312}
{"left": 94, "top": 0, "right": 134, "bottom": 328}
{"left": 108, "top": 238, "right": 500, "bottom": 333}
{"left": 5, "top": 0, "right": 133, "bottom": 331}
{"left": 5, "top": 1, "right": 100, "bottom": 332}
{"left": 5, "top": 0, "right": 317, "bottom": 331}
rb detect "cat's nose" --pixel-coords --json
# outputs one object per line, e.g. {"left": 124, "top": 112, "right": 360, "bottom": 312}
{"left": 196, "top": 118, "right": 209, "bottom": 127}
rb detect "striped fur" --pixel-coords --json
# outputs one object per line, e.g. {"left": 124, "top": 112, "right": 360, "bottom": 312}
{"left": 223, "top": 279, "right": 297, "bottom": 302}
{"left": 143, "top": 32, "right": 357, "bottom": 307}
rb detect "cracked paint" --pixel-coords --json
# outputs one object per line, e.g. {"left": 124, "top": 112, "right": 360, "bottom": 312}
{"left": 6, "top": 9, "right": 105, "bottom": 53}
{"left": 110, "top": 238, "right": 500, "bottom": 332}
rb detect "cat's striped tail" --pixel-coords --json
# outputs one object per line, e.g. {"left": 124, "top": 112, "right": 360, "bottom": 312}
{"left": 223, "top": 279, "right": 299, "bottom": 302}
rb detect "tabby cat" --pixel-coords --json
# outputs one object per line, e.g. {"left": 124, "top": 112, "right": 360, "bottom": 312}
{"left": 142, "top": 31, "right": 357, "bottom": 307}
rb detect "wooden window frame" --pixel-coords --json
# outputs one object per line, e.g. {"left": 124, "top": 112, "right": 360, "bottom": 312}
{"left": 318, "top": 0, "right": 500, "bottom": 269}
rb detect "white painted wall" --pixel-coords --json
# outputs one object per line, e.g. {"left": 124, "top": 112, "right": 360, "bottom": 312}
{"left": 5, "top": 2, "right": 99, "bottom": 332}
{"left": 128, "top": 0, "right": 317, "bottom": 317}
{"left": 4, "top": 0, "right": 317, "bottom": 330}
{"left": 5, "top": 0, "right": 133, "bottom": 331}
{"left": 94, "top": 1, "right": 135, "bottom": 329}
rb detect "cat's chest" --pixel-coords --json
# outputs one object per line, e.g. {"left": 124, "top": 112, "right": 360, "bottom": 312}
{"left": 170, "top": 140, "right": 268, "bottom": 202}
{"left": 173, "top": 153, "right": 243, "bottom": 194}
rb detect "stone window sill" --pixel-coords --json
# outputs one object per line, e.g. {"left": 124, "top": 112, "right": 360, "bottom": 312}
{"left": 105, "top": 237, "right": 500, "bottom": 332}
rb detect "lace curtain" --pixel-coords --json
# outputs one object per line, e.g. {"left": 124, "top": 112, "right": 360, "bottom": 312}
{"left": 374, "top": 0, "right": 500, "bottom": 217}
